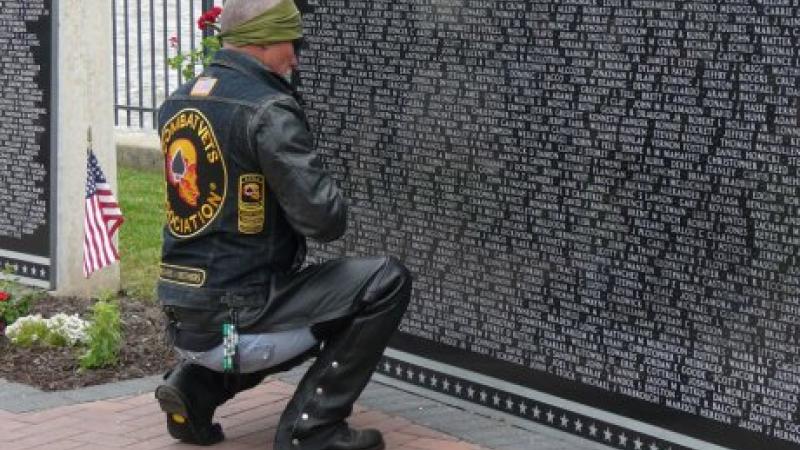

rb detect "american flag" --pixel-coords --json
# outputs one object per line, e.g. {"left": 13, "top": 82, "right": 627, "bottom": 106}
{"left": 83, "top": 150, "right": 124, "bottom": 277}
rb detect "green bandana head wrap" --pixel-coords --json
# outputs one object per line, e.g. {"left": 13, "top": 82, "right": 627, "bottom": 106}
{"left": 219, "top": 0, "right": 302, "bottom": 46}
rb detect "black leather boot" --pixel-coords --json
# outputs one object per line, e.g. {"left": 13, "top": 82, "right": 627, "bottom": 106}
{"left": 274, "top": 258, "right": 412, "bottom": 450}
{"left": 155, "top": 362, "right": 232, "bottom": 445}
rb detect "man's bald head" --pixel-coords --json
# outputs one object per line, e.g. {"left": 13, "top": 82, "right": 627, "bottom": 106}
{"left": 219, "top": 0, "right": 285, "bottom": 34}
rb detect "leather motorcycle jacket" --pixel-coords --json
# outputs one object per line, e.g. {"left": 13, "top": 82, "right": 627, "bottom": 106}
{"left": 156, "top": 49, "right": 347, "bottom": 314}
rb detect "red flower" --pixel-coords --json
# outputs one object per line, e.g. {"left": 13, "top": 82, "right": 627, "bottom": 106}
{"left": 197, "top": 7, "right": 223, "bottom": 31}
{"left": 0, "top": 291, "right": 8, "bottom": 302}
{"left": 169, "top": 36, "right": 178, "bottom": 48}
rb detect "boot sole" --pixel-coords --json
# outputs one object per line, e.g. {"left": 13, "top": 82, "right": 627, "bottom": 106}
{"left": 155, "top": 385, "right": 224, "bottom": 446}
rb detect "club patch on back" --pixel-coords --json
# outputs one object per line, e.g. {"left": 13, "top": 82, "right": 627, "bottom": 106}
{"left": 191, "top": 77, "right": 218, "bottom": 97}
{"left": 238, "top": 174, "right": 266, "bottom": 234}
{"left": 161, "top": 109, "right": 227, "bottom": 237}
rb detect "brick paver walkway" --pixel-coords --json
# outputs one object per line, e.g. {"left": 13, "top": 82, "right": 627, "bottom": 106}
{"left": 1, "top": 380, "right": 491, "bottom": 450}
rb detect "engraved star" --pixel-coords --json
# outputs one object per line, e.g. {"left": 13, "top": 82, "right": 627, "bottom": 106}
{"left": 574, "top": 419, "right": 583, "bottom": 432}
{"left": 40, "top": 268, "right": 46, "bottom": 277}
{"left": 430, "top": 375, "right": 438, "bottom": 387}
{"left": 442, "top": 379, "right": 450, "bottom": 391}
{"left": 649, "top": 443, "right": 659, "bottom": 450}
{"left": 533, "top": 406, "right": 541, "bottom": 419}
{"left": 492, "top": 394, "right": 501, "bottom": 406}
{"left": 418, "top": 372, "right": 426, "bottom": 384}
{"left": 21, "top": 266, "right": 27, "bottom": 274}
{"left": 519, "top": 402, "right": 527, "bottom": 414}
{"left": 619, "top": 433, "right": 628, "bottom": 446}
{"left": 589, "top": 424, "right": 598, "bottom": 436}
{"left": 546, "top": 410, "right": 555, "bottom": 423}
{"left": 480, "top": 391, "right": 488, "bottom": 402}
{"left": 383, "top": 362, "right": 391, "bottom": 372}
{"left": 505, "top": 398, "right": 514, "bottom": 410}
{"left": 635, "top": 438, "right": 644, "bottom": 450}
{"left": 406, "top": 369, "right": 414, "bottom": 379}
{"left": 560, "top": 414, "right": 569, "bottom": 427}
{"left": 455, "top": 383, "right": 463, "bottom": 394}
{"left": 467, "top": 387, "right": 475, "bottom": 399}
{"left": 604, "top": 428, "right": 613, "bottom": 441}
{"left": 395, "top": 365, "right": 403, "bottom": 377}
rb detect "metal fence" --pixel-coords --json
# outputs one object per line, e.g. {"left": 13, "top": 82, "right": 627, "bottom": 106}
{"left": 113, "top": 0, "right": 223, "bottom": 129}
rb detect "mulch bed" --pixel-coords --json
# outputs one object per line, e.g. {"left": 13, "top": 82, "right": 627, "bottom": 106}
{"left": 0, "top": 296, "right": 176, "bottom": 391}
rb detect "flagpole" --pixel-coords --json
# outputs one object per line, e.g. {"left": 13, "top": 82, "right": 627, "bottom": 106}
{"left": 87, "top": 127, "right": 93, "bottom": 155}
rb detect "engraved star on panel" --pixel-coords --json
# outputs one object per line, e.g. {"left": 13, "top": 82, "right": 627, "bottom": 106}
{"left": 505, "top": 398, "right": 514, "bottom": 410}
{"left": 395, "top": 365, "right": 403, "bottom": 377}
{"left": 492, "top": 394, "right": 501, "bottom": 406}
{"left": 619, "top": 433, "right": 628, "bottom": 446}
{"left": 454, "top": 383, "right": 463, "bottom": 394}
{"left": 418, "top": 372, "right": 426, "bottom": 384}
{"left": 430, "top": 375, "right": 439, "bottom": 387}
{"left": 442, "top": 379, "right": 451, "bottom": 391}
{"left": 604, "top": 428, "right": 613, "bottom": 441}
{"left": 383, "top": 362, "right": 391, "bottom": 373}
{"left": 406, "top": 369, "right": 414, "bottom": 379}
{"left": 589, "top": 424, "right": 598, "bottom": 436}
{"left": 560, "top": 415, "right": 569, "bottom": 427}
{"left": 634, "top": 438, "right": 644, "bottom": 450}
{"left": 479, "top": 391, "right": 488, "bottom": 402}
{"left": 574, "top": 419, "right": 583, "bottom": 432}
{"left": 649, "top": 444, "right": 659, "bottom": 450}
{"left": 532, "top": 406, "right": 541, "bottom": 419}
{"left": 518, "top": 403, "right": 527, "bottom": 414}
{"left": 546, "top": 410, "right": 555, "bottom": 423}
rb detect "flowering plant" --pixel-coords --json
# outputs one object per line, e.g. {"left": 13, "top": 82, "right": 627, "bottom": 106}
{"left": 168, "top": 6, "right": 223, "bottom": 80}
{"left": 5, "top": 313, "right": 89, "bottom": 347}
{"left": 0, "top": 265, "right": 41, "bottom": 332}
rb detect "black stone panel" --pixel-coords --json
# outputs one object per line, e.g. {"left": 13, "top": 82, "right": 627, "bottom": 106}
{"left": 300, "top": 1, "right": 800, "bottom": 449}
{"left": 0, "top": 0, "right": 53, "bottom": 284}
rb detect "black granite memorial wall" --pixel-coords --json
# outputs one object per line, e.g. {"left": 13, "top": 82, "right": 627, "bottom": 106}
{"left": 300, "top": 1, "right": 800, "bottom": 449}
{"left": 0, "top": 0, "right": 53, "bottom": 287}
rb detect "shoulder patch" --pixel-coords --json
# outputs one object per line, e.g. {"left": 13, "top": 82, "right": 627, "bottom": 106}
{"left": 191, "top": 77, "right": 218, "bottom": 97}
{"left": 161, "top": 109, "right": 227, "bottom": 237}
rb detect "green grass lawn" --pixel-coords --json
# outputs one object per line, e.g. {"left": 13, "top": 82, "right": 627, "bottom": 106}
{"left": 118, "top": 167, "right": 164, "bottom": 302}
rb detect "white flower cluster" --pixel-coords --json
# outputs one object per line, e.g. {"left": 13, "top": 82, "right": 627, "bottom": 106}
{"left": 5, "top": 313, "right": 90, "bottom": 346}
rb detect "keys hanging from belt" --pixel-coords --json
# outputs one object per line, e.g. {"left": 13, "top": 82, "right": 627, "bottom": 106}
{"left": 222, "top": 309, "right": 240, "bottom": 373}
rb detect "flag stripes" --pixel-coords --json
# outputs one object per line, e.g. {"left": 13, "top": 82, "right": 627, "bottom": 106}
{"left": 83, "top": 151, "right": 124, "bottom": 277}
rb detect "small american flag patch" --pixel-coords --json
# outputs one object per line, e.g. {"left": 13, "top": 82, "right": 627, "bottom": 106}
{"left": 191, "top": 77, "right": 218, "bottom": 96}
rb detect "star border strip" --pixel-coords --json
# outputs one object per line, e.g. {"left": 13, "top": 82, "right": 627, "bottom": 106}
{"left": 379, "top": 356, "right": 691, "bottom": 450}
{"left": 0, "top": 256, "right": 49, "bottom": 281}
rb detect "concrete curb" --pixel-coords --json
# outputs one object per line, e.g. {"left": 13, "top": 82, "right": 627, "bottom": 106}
{"left": 116, "top": 129, "right": 161, "bottom": 171}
